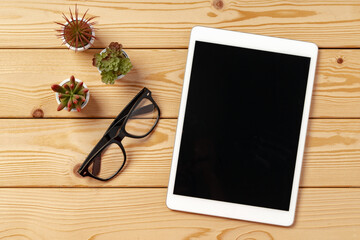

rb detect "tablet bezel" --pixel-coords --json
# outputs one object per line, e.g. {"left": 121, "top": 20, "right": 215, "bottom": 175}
{"left": 166, "top": 26, "right": 318, "bottom": 226}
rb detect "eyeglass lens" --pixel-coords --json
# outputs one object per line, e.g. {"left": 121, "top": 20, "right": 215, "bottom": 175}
{"left": 88, "top": 143, "right": 125, "bottom": 180}
{"left": 125, "top": 98, "right": 159, "bottom": 137}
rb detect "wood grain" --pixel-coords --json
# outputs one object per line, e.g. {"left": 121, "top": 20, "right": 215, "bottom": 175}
{"left": 0, "top": 0, "right": 360, "bottom": 48}
{"left": 313, "top": 49, "right": 360, "bottom": 118}
{"left": 303, "top": 119, "right": 360, "bottom": 187}
{"left": 0, "top": 119, "right": 359, "bottom": 187}
{"left": 0, "top": 119, "right": 175, "bottom": 187}
{"left": 0, "top": 49, "right": 360, "bottom": 118}
{"left": 0, "top": 0, "right": 358, "bottom": 238}
{"left": 0, "top": 188, "right": 359, "bottom": 239}
{"left": 0, "top": 49, "right": 184, "bottom": 119}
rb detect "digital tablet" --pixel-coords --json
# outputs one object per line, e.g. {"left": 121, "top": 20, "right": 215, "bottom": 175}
{"left": 166, "top": 26, "right": 318, "bottom": 226}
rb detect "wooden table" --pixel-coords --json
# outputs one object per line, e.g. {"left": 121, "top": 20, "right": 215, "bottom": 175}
{"left": 0, "top": 0, "right": 359, "bottom": 239}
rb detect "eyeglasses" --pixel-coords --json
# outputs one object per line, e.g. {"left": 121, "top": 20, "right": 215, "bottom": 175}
{"left": 78, "top": 87, "right": 160, "bottom": 181}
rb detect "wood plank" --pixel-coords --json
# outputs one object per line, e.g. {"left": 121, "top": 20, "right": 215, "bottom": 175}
{"left": 313, "top": 49, "right": 360, "bottom": 118}
{"left": 0, "top": 119, "right": 175, "bottom": 187}
{"left": 0, "top": 49, "right": 185, "bottom": 119}
{"left": 0, "top": 188, "right": 359, "bottom": 239}
{"left": 0, "top": 0, "right": 360, "bottom": 48}
{"left": 0, "top": 119, "right": 359, "bottom": 187}
{"left": 0, "top": 49, "right": 360, "bottom": 118}
{"left": 303, "top": 119, "right": 360, "bottom": 187}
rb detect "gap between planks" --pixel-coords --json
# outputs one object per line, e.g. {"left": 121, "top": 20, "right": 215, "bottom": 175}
{"left": 0, "top": 47, "right": 358, "bottom": 50}
{"left": 0, "top": 186, "right": 358, "bottom": 189}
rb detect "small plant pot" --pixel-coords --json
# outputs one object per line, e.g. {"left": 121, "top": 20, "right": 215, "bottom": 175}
{"left": 55, "top": 78, "right": 90, "bottom": 112}
{"left": 97, "top": 48, "right": 130, "bottom": 80}
{"left": 62, "top": 18, "right": 95, "bottom": 52}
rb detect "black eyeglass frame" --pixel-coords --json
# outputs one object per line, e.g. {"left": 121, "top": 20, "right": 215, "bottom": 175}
{"left": 77, "top": 87, "right": 160, "bottom": 181}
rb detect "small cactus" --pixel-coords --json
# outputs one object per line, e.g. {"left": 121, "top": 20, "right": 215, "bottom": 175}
{"left": 55, "top": 5, "right": 96, "bottom": 51}
{"left": 51, "top": 76, "right": 89, "bottom": 112}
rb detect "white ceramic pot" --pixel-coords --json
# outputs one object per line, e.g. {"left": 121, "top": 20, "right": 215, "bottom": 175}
{"left": 55, "top": 78, "right": 90, "bottom": 112}
{"left": 61, "top": 18, "right": 95, "bottom": 52}
{"left": 97, "top": 48, "right": 129, "bottom": 80}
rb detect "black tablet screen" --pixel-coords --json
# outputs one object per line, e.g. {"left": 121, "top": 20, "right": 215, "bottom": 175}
{"left": 173, "top": 41, "right": 310, "bottom": 211}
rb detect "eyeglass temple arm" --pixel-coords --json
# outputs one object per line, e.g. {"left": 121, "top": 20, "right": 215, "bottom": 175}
{"left": 102, "top": 104, "right": 152, "bottom": 137}
{"left": 91, "top": 155, "right": 101, "bottom": 176}
{"left": 131, "top": 104, "right": 154, "bottom": 116}
{"left": 106, "top": 88, "right": 147, "bottom": 131}
{"left": 78, "top": 135, "right": 109, "bottom": 175}
{"left": 105, "top": 104, "right": 154, "bottom": 135}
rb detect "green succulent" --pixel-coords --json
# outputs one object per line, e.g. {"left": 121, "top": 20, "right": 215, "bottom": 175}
{"left": 100, "top": 71, "right": 118, "bottom": 85}
{"left": 92, "top": 42, "right": 133, "bottom": 84}
{"left": 51, "top": 75, "right": 89, "bottom": 112}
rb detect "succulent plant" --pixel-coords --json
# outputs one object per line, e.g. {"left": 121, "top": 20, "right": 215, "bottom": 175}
{"left": 51, "top": 76, "right": 89, "bottom": 112}
{"left": 93, "top": 42, "right": 133, "bottom": 84}
{"left": 55, "top": 5, "right": 96, "bottom": 50}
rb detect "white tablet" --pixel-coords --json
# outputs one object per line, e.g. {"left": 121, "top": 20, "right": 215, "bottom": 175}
{"left": 166, "top": 26, "right": 318, "bottom": 226}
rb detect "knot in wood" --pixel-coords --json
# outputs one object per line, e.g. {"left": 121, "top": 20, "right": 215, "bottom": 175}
{"left": 32, "top": 108, "right": 44, "bottom": 118}
{"left": 73, "top": 163, "right": 82, "bottom": 177}
{"left": 213, "top": 0, "right": 224, "bottom": 10}
{"left": 337, "top": 57, "right": 343, "bottom": 64}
